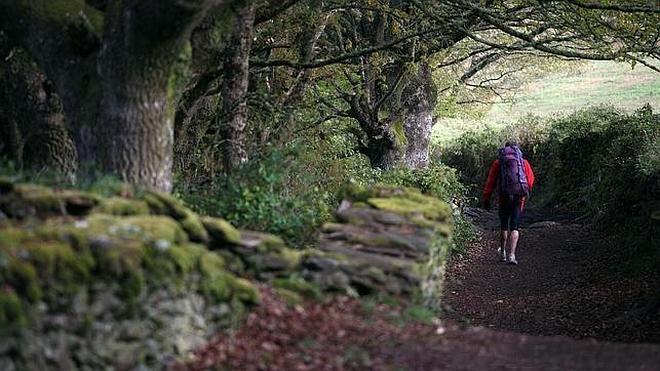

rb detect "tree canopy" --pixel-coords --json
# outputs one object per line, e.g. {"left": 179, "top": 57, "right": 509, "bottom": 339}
{"left": 0, "top": 0, "right": 658, "bottom": 188}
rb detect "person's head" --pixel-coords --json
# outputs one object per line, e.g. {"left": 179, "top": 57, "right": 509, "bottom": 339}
{"left": 504, "top": 140, "right": 518, "bottom": 148}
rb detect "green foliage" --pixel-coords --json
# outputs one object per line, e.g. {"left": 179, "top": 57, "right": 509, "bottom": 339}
{"left": 536, "top": 106, "right": 660, "bottom": 241}
{"left": 177, "top": 146, "right": 334, "bottom": 247}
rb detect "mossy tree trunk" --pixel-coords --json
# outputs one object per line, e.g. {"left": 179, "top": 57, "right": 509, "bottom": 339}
{"left": 0, "top": 47, "right": 78, "bottom": 175}
{"left": 219, "top": 2, "right": 256, "bottom": 174}
{"left": 0, "top": 0, "right": 231, "bottom": 191}
{"left": 402, "top": 61, "right": 436, "bottom": 169}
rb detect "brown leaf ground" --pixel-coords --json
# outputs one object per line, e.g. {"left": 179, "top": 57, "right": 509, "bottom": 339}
{"left": 445, "top": 208, "right": 660, "bottom": 343}
{"left": 175, "top": 208, "right": 660, "bottom": 370}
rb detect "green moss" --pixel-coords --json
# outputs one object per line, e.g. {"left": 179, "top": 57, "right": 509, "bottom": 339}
{"left": 87, "top": 214, "right": 188, "bottom": 245}
{"left": 178, "top": 210, "right": 209, "bottom": 243}
{"left": 171, "top": 244, "right": 205, "bottom": 274}
{"left": 19, "top": 0, "right": 104, "bottom": 35}
{"left": 198, "top": 251, "right": 249, "bottom": 303}
{"left": 215, "top": 250, "right": 245, "bottom": 274}
{"left": 28, "top": 240, "right": 92, "bottom": 299}
{"left": 142, "top": 191, "right": 207, "bottom": 242}
{"left": 0, "top": 227, "right": 94, "bottom": 303}
{"left": 142, "top": 193, "right": 167, "bottom": 215}
{"left": 274, "top": 288, "right": 303, "bottom": 307}
{"left": 257, "top": 234, "right": 286, "bottom": 254}
{"left": 232, "top": 278, "right": 260, "bottom": 305}
{"left": 363, "top": 267, "right": 386, "bottom": 283}
{"left": 202, "top": 271, "right": 234, "bottom": 302}
{"left": 367, "top": 196, "right": 451, "bottom": 223}
{"left": 5, "top": 259, "right": 41, "bottom": 302}
{"left": 97, "top": 197, "right": 150, "bottom": 216}
{"left": 391, "top": 119, "right": 408, "bottom": 148}
{"left": 273, "top": 276, "right": 321, "bottom": 299}
{"left": 202, "top": 217, "right": 241, "bottom": 246}
{"left": 280, "top": 249, "right": 303, "bottom": 269}
{"left": 143, "top": 190, "right": 189, "bottom": 219}
{"left": 199, "top": 251, "right": 226, "bottom": 278}
{"left": 143, "top": 244, "right": 201, "bottom": 286}
{"left": 0, "top": 290, "right": 27, "bottom": 332}
{"left": 0, "top": 184, "right": 100, "bottom": 218}
{"left": 12, "top": 184, "right": 62, "bottom": 214}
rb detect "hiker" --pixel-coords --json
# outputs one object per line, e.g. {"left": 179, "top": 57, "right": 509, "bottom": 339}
{"left": 483, "top": 141, "right": 535, "bottom": 265}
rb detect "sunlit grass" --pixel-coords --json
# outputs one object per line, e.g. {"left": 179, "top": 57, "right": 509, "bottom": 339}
{"left": 433, "top": 61, "right": 660, "bottom": 144}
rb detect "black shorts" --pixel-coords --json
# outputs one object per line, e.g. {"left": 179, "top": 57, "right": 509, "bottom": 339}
{"left": 499, "top": 197, "right": 523, "bottom": 231}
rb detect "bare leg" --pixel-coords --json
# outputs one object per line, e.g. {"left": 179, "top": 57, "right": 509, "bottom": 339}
{"left": 499, "top": 230, "right": 508, "bottom": 260}
{"left": 500, "top": 230, "right": 508, "bottom": 252}
{"left": 508, "top": 230, "right": 520, "bottom": 259}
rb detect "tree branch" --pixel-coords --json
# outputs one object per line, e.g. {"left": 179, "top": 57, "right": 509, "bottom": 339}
{"left": 564, "top": 0, "right": 660, "bottom": 14}
{"left": 251, "top": 25, "right": 447, "bottom": 69}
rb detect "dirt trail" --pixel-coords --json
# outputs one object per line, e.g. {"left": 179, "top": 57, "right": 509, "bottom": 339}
{"left": 444, "top": 207, "right": 660, "bottom": 344}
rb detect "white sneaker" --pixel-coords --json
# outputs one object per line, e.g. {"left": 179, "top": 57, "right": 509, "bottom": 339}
{"left": 508, "top": 255, "right": 518, "bottom": 265}
{"left": 498, "top": 248, "right": 507, "bottom": 262}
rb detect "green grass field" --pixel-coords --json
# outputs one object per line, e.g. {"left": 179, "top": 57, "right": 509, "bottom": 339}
{"left": 432, "top": 61, "right": 660, "bottom": 144}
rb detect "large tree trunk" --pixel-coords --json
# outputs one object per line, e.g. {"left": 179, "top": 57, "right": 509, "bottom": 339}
{"left": 359, "top": 62, "right": 437, "bottom": 171}
{"left": 0, "top": 0, "right": 103, "bottom": 169}
{"left": 220, "top": 3, "right": 256, "bottom": 173}
{"left": 0, "top": 48, "right": 77, "bottom": 175}
{"left": 364, "top": 137, "right": 401, "bottom": 170}
{"left": 95, "top": 1, "right": 226, "bottom": 191}
{"left": 2, "top": 0, "right": 230, "bottom": 191}
{"left": 402, "top": 61, "right": 436, "bottom": 169}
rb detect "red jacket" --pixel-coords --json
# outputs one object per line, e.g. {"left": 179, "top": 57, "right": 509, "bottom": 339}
{"left": 483, "top": 159, "right": 535, "bottom": 208}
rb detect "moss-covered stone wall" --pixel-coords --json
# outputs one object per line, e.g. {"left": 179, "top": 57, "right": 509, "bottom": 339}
{"left": 0, "top": 180, "right": 453, "bottom": 370}
{"left": 0, "top": 181, "right": 258, "bottom": 370}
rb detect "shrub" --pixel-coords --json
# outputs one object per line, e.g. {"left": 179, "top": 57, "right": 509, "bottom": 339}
{"left": 176, "top": 146, "right": 333, "bottom": 247}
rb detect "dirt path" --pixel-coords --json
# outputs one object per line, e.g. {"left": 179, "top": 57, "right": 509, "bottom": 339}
{"left": 444, "top": 207, "right": 660, "bottom": 343}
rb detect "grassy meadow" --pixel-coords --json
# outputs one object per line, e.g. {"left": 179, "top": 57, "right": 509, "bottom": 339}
{"left": 432, "top": 61, "right": 660, "bottom": 144}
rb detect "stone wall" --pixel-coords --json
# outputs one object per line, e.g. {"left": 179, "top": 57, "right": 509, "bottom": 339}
{"left": 0, "top": 180, "right": 453, "bottom": 370}
{"left": 0, "top": 181, "right": 258, "bottom": 370}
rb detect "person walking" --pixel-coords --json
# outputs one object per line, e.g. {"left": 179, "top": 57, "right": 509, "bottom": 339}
{"left": 483, "top": 141, "right": 535, "bottom": 265}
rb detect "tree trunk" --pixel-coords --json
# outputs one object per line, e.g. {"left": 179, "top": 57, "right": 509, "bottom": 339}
{"left": 220, "top": 3, "right": 256, "bottom": 173}
{"left": 96, "top": 0, "right": 225, "bottom": 191}
{"left": 402, "top": 61, "right": 436, "bottom": 169}
{"left": 0, "top": 48, "right": 77, "bottom": 175}
{"left": 364, "top": 137, "right": 401, "bottom": 170}
{"left": 2, "top": 0, "right": 231, "bottom": 191}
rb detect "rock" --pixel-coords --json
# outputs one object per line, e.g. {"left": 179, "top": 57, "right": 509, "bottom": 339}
{"left": 202, "top": 217, "right": 241, "bottom": 246}
{"left": 0, "top": 184, "right": 265, "bottom": 370}
{"left": 97, "top": 197, "right": 151, "bottom": 216}
{"left": 0, "top": 183, "right": 100, "bottom": 219}
{"left": 273, "top": 277, "right": 322, "bottom": 299}
{"left": 302, "top": 255, "right": 340, "bottom": 272}
{"left": 143, "top": 190, "right": 208, "bottom": 243}
{"left": 311, "top": 184, "right": 452, "bottom": 303}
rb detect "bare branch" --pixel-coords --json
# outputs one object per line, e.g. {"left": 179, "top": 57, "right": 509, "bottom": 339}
{"left": 564, "top": 0, "right": 660, "bottom": 14}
